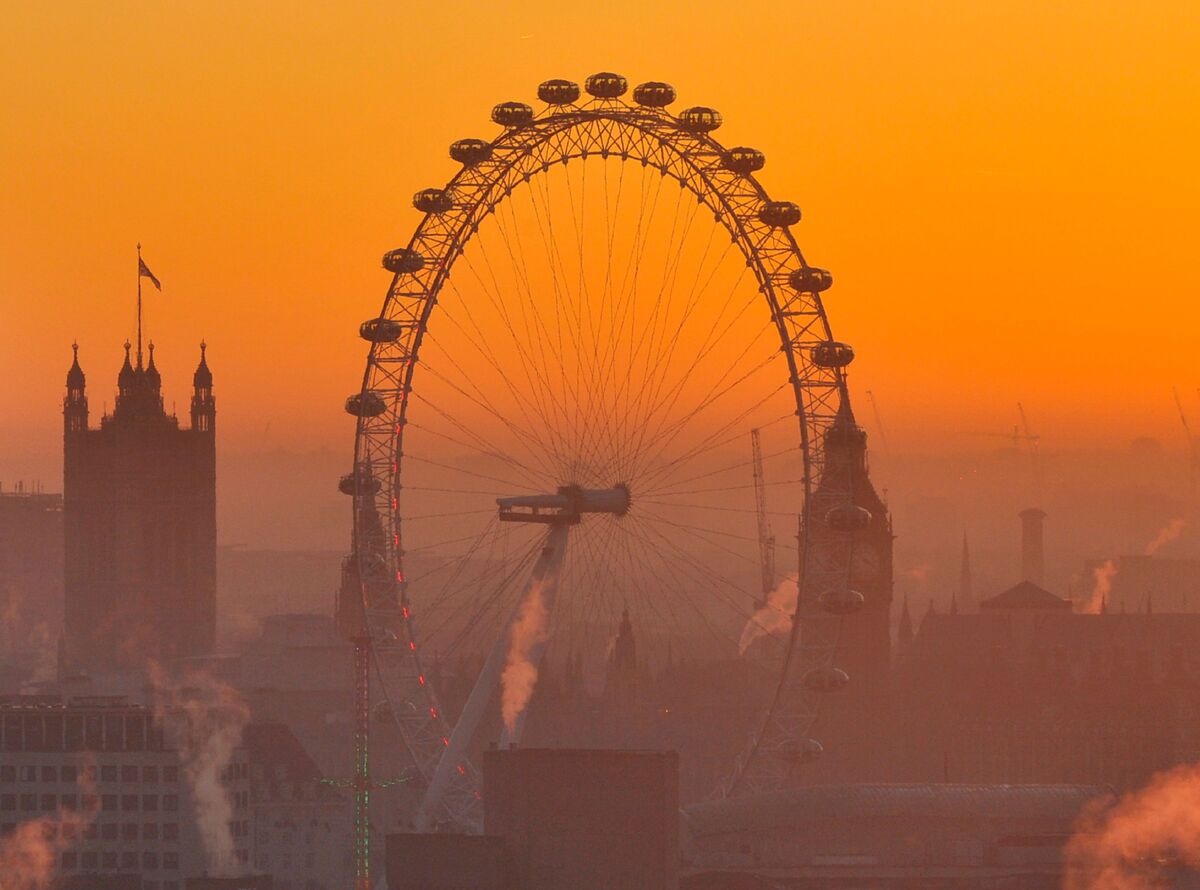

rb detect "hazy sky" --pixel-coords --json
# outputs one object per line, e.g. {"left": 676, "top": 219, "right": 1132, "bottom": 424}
{"left": 2, "top": 2, "right": 1197, "bottom": 555}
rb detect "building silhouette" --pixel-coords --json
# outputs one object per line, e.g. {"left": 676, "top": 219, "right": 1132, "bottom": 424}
{"left": 62, "top": 341, "right": 216, "bottom": 674}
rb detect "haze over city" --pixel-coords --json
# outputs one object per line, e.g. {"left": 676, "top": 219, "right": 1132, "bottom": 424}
{"left": 1, "top": 2, "right": 1199, "bottom": 889}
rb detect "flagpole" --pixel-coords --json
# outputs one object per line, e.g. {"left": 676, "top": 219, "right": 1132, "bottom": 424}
{"left": 136, "top": 242, "right": 143, "bottom": 368}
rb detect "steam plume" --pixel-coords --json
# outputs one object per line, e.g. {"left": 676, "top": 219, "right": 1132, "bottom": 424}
{"left": 1081, "top": 520, "right": 1186, "bottom": 614}
{"left": 150, "top": 663, "right": 249, "bottom": 877}
{"left": 0, "top": 762, "right": 97, "bottom": 890}
{"left": 1144, "top": 518, "right": 1185, "bottom": 556}
{"left": 739, "top": 574, "right": 798, "bottom": 655}
{"left": 1065, "top": 762, "right": 1200, "bottom": 889}
{"left": 501, "top": 578, "right": 550, "bottom": 735}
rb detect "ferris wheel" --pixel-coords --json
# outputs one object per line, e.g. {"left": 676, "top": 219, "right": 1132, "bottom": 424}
{"left": 342, "top": 73, "right": 869, "bottom": 833}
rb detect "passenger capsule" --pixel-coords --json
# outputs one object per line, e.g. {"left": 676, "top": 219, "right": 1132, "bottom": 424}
{"left": 338, "top": 472, "right": 382, "bottom": 496}
{"left": 449, "top": 138, "right": 493, "bottom": 167}
{"left": 538, "top": 79, "right": 581, "bottom": 105}
{"left": 359, "top": 317, "right": 404, "bottom": 343}
{"left": 788, "top": 267, "right": 833, "bottom": 293}
{"left": 677, "top": 106, "right": 723, "bottom": 134}
{"left": 812, "top": 341, "right": 855, "bottom": 369}
{"left": 820, "top": 588, "right": 866, "bottom": 615}
{"left": 345, "top": 392, "right": 387, "bottom": 418}
{"left": 382, "top": 248, "right": 425, "bottom": 275}
{"left": 783, "top": 738, "right": 824, "bottom": 764}
{"left": 803, "top": 666, "right": 849, "bottom": 693}
{"left": 825, "top": 504, "right": 872, "bottom": 533}
{"left": 722, "top": 147, "right": 765, "bottom": 175}
{"left": 412, "top": 188, "right": 453, "bottom": 214}
{"left": 633, "top": 82, "right": 677, "bottom": 108}
{"left": 491, "top": 102, "right": 535, "bottom": 128}
{"left": 759, "top": 201, "right": 802, "bottom": 228}
{"left": 585, "top": 72, "right": 628, "bottom": 99}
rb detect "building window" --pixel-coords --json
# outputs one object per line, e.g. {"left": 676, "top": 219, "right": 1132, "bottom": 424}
{"left": 163, "top": 794, "right": 178, "bottom": 812}
{"left": 121, "top": 765, "right": 138, "bottom": 783}
{"left": 121, "top": 851, "right": 137, "bottom": 870}
{"left": 143, "top": 794, "right": 158, "bottom": 812}
{"left": 39, "top": 794, "right": 55, "bottom": 812}
{"left": 121, "top": 794, "right": 138, "bottom": 812}
{"left": 163, "top": 766, "right": 179, "bottom": 783}
{"left": 144, "top": 822, "right": 159, "bottom": 840}
{"left": 163, "top": 851, "right": 179, "bottom": 870}
{"left": 122, "top": 822, "right": 138, "bottom": 841}
{"left": 102, "top": 851, "right": 117, "bottom": 869}
{"left": 101, "top": 822, "right": 117, "bottom": 840}
{"left": 163, "top": 822, "right": 179, "bottom": 840}
{"left": 18, "top": 766, "right": 36, "bottom": 782}
{"left": 143, "top": 851, "right": 159, "bottom": 870}
{"left": 81, "top": 852, "right": 97, "bottom": 869}
{"left": 40, "top": 766, "right": 57, "bottom": 784}
{"left": 143, "top": 766, "right": 158, "bottom": 783}
{"left": 81, "top": 793, "right": 98, "bottom": 812}
{"left": 60, "top": 794, "right": 77, "bottom": 812}
{"left": 61, "top": 823, "right": 76, "bottom": 841}
{"left": 19, "top": 794, "right": 35, "bottom": 812}
{"left": 100, "top": 766, "right": 117, "bottom": 783}
{"left": 61, "top": 765, "right": 77, "bottom": 784}
{"left": 83, "top": 824, "right": 97, "bottom": 841}
{"left": 61, "top": 851, "right": 77, "bottom": 870}
{"left": 0, "top": 795, "right": 14, "bottom": 812}
{"left": 0, "top": 766, "right": 14, "bottom": 783}
{"left": 101, "top": 794, "right": 117, "bottom": 812}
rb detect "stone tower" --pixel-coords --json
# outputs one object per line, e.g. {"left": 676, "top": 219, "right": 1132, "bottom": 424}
{"left": 62, "top": 341, "right": 216, "bottom": 674}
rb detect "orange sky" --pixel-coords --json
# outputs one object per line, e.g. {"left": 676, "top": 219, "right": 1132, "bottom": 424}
{"left": 2, "top": 0, "right": 1198, "bottom": 482}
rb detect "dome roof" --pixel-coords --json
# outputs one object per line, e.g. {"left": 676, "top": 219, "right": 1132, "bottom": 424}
{"left": 66, "top": 342, "right": 85, "bottom": 388}
{"left": 193, "top": 341, "right": 212, "bottom": 388}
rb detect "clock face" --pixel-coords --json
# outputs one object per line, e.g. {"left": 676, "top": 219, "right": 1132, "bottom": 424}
{"left": 851, "top": 544, "right": 880, "bottom": 581}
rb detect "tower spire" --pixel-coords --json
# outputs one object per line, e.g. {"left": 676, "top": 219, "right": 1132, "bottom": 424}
{"left": 959, "top": 531, "right": 973, "bottom": 607}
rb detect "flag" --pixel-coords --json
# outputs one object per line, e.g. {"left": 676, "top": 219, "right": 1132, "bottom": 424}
{"left": 138, "top": 257, "right": 162, "bottom": 291}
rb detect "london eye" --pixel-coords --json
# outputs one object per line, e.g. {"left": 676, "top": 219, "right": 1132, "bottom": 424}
{"left": 341, "top": 73, "right": 867, "bottom": 837}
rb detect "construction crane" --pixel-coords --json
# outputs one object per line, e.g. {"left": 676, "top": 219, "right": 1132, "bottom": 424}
{"left": 865, "top": 390, "right": 890, "bottom": 454}
{"left": 751, "top": 428, "right": 775, "bottom": 611}
{"left": 1173, "top": 387, "right": 1198, "bottom": 504}
{"left": 1016, "top": 402, "right": 1043, "bottom": 495}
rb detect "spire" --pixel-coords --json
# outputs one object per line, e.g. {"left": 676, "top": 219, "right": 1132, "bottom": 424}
{"left": 897, "top": 595, "right": 914, "bottom": 648}
{"left": 950, "top": 591, "right": 959, "bottom": 616}
{"left": 66, "top": 342, "right": 85, "bottom": 389}
{"left": 193, "top": 340, "right": 212, "bottom": 389}
{"left": 959, "top": 532, "right": 973, "bottom": 605}
{"left": 145, "top": 341, "right": 161, "bottom": 389}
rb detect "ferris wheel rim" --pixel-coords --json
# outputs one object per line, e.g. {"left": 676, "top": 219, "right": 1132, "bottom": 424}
{"left": 349, "top": 83, "right": 851, "bottom": 826}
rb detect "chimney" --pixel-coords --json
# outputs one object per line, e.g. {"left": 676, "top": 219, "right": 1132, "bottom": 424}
{"left": 1019, "top": 508, "right": 1047, "bottom": 586}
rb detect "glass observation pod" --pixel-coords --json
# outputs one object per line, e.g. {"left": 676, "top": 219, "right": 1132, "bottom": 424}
{"left": 803, "top": 666, "right": 850, "bottom": 693}
{"left": 826, "top": 504, "right": 873, "bottom": 533}
{"left": 759, "top": 201, "right": 802, "bottom": 228}
{"left": 450, "top": 139, "right": 493, "bottom": 167}
{"left": 722, "top": 147, "right": 766, "bottom": 175}
{"left": 382, "top": 248, "right": 425, "bottom": 275}
{"left": 585, "top": 71, "right": 628, "bottom": 99}
{"left": 344, "top": 392, "right": 387, "bottom": 418}
{"left": 633, "top": 82, "right": 677, "bottom": 108}
{"left": 677, "top": 106, "right": 723, "bottom": 134}
{"left": 812, "top": 341, "right": 855, "bottom": 369}
{"left": 491, "top": 102, "right": 534, "bottom": 128}
{"left": 538, "top": 79, "right": 580, "bottom": 105}
{"left": 820, "top": 588, "right": 866, "bottom": 615}
{"left": 413, "top": 189, "right": 453, "bottom": 214}
{"left": 789, "top": 267, "right": 834, "bottom": 293}
{"left": 359, "top": 318, "right": 404, "bottom": 343}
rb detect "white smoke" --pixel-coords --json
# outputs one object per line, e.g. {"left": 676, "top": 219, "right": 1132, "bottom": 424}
{"left": 150, "top": 664, "right": 249, "bottom": 877}
{"left": 501, "top": 577, "right": 550, "bottom": 735}
{"left": 1081, "top": 520, "right": 1186, "bottom": 614}
{"left": 1144, "top": 518, "right": 1185, "bottom": 556}
{"left": 738, "top": 574, "right": 798, "bottom": 655}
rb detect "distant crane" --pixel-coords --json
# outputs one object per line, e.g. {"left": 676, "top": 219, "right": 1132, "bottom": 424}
{"left": 1016, "top": 402, "right": 1043, "bottom": 495}
{"left": 865, "top": 390, "right": 891, "bottom": 454}
{"left": 751, "top": 428, "right": 775, "bottom": 611}
{"left": 1173, "top": 387, "right": 1198, "bottom": 504}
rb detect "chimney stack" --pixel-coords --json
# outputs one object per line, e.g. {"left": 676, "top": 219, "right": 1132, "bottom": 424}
{"left": 1019, "top": 508, "right": 1047, "bottom": 586}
